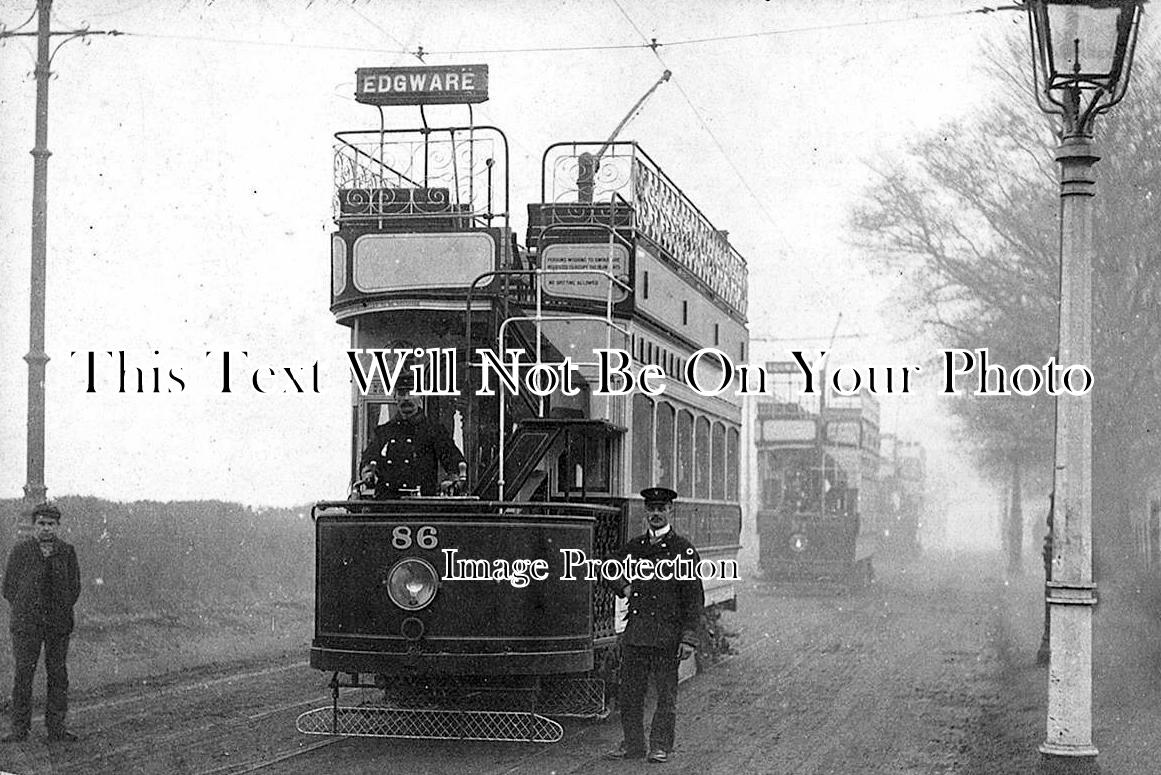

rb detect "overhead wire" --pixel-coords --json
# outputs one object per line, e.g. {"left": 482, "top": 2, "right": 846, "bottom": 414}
{"left": 331, "top": 0, "right": 542, "bottom": 197}
{"left": 404, "top": 4, "right": 1021, "bottom": 55}
{"left": 608, "top": 0, "right": 799, "bottom": 261}
{"left": 335, "top": 0, "right": 416, "bottom": 61}
{"left": 82, "top": 4, "right": 1021, "bottom": 57}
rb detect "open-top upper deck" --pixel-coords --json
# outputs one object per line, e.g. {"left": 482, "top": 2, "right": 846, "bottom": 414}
{"left": 526, "top": 141, "right": 747, "bottom": 319}
{"left": 333, "top": 125, "right": 509, "bottom": 230}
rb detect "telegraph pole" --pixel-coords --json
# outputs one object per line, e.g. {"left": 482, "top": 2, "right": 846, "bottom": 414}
{"left": 1, "top": 2, "right": 119, "bottom": 521}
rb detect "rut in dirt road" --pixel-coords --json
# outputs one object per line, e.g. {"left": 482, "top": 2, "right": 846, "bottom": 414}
{"left": 634, "top": 553, "right": 1031, "bottom": 775}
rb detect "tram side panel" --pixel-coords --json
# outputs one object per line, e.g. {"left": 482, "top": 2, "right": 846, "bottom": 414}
{"left": 312, "top": 505, "right": 596, "bottom": 676}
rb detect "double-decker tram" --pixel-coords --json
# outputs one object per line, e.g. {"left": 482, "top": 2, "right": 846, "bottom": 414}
{"left": 1134, "top": 482, "right": 1161, "bottom": 569}
{"left": 754, "top": 363, "right": 879, "bottom": 586}
{"left": 297, "top": 65, "right": 746, "bottom": 743}
{"left": 877, "top": 435, "right": 926, "bottom": 556}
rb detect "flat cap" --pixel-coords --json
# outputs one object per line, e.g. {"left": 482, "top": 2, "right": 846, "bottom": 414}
{"left": 30, "top": 503, "right": 62, "bottom": 521}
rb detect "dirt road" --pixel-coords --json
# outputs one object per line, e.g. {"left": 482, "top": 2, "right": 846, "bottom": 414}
{"left": 1, "top": 550, "right": 1148, "bottom": 775}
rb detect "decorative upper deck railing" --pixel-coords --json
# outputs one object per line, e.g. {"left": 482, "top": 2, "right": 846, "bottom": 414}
{"left": 537, "top": 142, "right": 747, "bottom": 317}
{"left": 333, "top": 126, "right": 508, "bottom": 227}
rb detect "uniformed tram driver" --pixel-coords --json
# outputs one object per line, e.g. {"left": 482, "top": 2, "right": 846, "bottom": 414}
{"left": 606, "top": 486, "right": 704, "bottom": 765}
{"left": 356, "top": 377, "right": 467, "bottom": 498}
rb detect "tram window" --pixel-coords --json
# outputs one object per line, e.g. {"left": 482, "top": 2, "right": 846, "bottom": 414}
{"left": 694, "top": 416, "right": 710, "bottom": 498}
{"left": 826, "top": 421, "right": 861, "bottom": 447}
{"left": 712, "top": 422, "right": 726, "bottom": 500}
{"left": 587, "top": 434, "right": 610, "bottom": 491}
{"left": 676, "top": 410, "right": 694, "bottom": 497}
{"left": 364, "top": 401, "right": 393, "bottom": 439}
{"left": 631, "top": 394, "right": 654, "bottom": 491}
{"left": 727, "top": 426, "right": 739, "bottom": 501}
{"left": 759, "top": 451, "right": 783, "bottom": 510}
{"left": 655, "top": 402, "right": 675, "bottom": 489}
{"left": 556, "top": 433, "right": 610, "bottom": 493}
{"left": 356, "top": 400, "right": 394, "bottom": 475}
{"left": 350, "top": 405, "right": 359, "bottom": 480}
{"left": 787, "top": 452, "right": 821, "bottom": 514}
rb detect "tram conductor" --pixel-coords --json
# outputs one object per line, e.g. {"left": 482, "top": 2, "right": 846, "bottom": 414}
{"left": 606, "top": 486, "right": 703, "bottom": 764}
{"left": 356, "top": 376, "right": 467, "bottom": 498}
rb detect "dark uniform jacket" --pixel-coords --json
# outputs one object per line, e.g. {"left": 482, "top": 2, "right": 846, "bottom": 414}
{"left": 360, "top": 413, "right": 465, "bottom": 497}
{"left": 2, "top": 538, "right": 81, "bottom": 635}
{"left": 611, "top": 530, "right": 704, "bottom": 651}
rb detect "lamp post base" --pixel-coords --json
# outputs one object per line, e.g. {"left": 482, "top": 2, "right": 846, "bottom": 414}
{"left": 1038, "top": 743, "right": 1098, "bottom": 757}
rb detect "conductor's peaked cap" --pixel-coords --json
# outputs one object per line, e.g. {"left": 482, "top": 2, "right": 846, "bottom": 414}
{"left": 640, "top": 487, "right": 678, "bottom": 505}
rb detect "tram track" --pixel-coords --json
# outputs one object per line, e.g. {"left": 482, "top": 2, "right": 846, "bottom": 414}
{"left": 170, "top": 631, "right": 782, "bottom": 775}
{"left": 70, "top": 660, "right": 311, "bottom": 719}
{"left": 2, "top": 657, "right": 328, "bottom": 775}
{"left": 44, "top": 691, "right": 333, "bottom": 775}
{"left": 195, "top": 736, "right": 344, "bottom": 775}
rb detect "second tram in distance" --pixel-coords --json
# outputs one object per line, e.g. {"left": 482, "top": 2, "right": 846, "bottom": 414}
{"left": 754, "top": 363, "right": 880, "bottom": 586}
{"left": 298, "top": 76, "right": 747, "bottom": 742}
{"left": 754, "top": 363, "right": 928, "bottom": 585}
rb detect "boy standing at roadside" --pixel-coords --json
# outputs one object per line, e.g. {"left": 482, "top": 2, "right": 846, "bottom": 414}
{"left": 2, "top": 503, "right": 81, "bottom": 743}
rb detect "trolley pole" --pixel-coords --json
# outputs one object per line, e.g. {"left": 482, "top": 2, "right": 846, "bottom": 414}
{"left": 1, "top": 1, "right": 120, "bottom": 522}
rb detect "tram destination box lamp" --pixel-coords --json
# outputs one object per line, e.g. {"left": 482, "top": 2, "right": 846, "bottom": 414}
{"left": 1025, "top": 0, "right": 1144, "bottom": 762}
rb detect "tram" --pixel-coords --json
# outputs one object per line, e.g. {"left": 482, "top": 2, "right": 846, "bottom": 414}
{"left": 877, "top": 435, "right": 926, "bottom": 556}
{"left": 754, "top": 362, "right": 879, "bottom": 586}
{"left": 1134, "top": 482, "right": 1161, "bottom": 568}
{"left": 298, "top": 66, "right": 746, "bottom": 743}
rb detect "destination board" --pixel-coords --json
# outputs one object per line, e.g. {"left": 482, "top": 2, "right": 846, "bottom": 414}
{"left": 355, "top": 65, "right": 489, "bottom": 105}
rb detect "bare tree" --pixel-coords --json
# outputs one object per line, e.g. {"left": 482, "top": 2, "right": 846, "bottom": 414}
{"left": 851, "top": 39, "right": 1161, "bottom": 573}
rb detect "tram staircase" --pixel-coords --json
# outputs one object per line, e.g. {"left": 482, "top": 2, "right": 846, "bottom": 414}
{"left": 471, "top": 307, "right": 592, "bottom": 502}
{"left": 470, "top": 229, "right": 630, "bottom": 502}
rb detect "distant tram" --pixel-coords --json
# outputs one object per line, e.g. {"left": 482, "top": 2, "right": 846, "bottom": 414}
{"left": 877, "top": 435, "right": 926, "bottom": 556}
{"left": 298, "top": 71, "right": 746, "bottom": 742}
{"left": 754, "top": 363, "right": 879, "bottom": 586}
{"left": 1135, "top": 482, "right": 1161, "bottom": 569}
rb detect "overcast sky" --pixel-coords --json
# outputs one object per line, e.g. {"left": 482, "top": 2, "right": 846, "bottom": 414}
{"left": 0, "top": 0, "right": 1066, "bottom": 542}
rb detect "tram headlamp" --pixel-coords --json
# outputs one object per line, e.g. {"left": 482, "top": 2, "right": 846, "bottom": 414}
{"left": 385, "top": 558, "right": 439, "bottom": 611}
{"left": 789, "top": 533, "right": 809, "bottom": 553}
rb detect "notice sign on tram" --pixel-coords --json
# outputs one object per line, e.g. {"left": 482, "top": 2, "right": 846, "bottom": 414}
{"left": 355, "top": 65, "right": 489, "bottom": 106}
{"left": 541, "top": 243, "right": 629, "bottom": 302}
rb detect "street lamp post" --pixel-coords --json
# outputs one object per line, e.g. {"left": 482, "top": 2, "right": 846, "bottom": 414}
{"left": 1025, "top": 0, "right": 1144, "bottom": 761}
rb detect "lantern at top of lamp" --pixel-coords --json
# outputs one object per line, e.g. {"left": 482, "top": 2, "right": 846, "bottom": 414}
{"left": 1027, "top": 0, "right": 1145, "bottom": 135}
